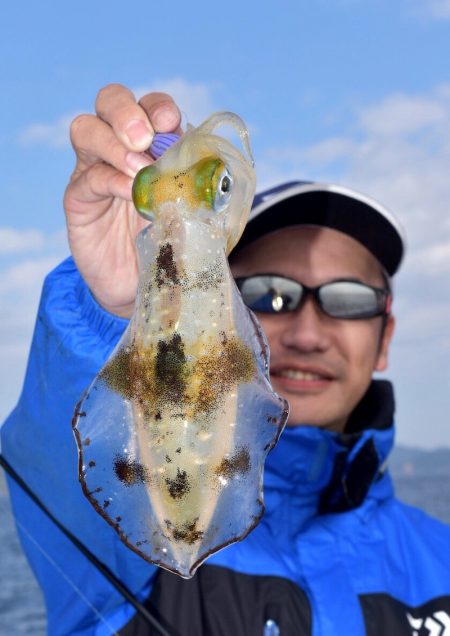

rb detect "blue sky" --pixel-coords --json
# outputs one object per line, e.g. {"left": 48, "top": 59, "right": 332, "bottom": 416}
{"left": 1, "top": 0, "right": 450, "bottom": 448}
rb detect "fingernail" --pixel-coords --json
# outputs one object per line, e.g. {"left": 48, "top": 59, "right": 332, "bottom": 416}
{"left": 126, "top": 151, "right": 152, "bottom": 174}
{"left": 125, "top": 120, "right": 153, "bottom": 147}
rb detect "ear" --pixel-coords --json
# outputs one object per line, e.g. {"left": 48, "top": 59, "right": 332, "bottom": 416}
{"left": 375, "top": 314, "right": 395, "bottom": 372}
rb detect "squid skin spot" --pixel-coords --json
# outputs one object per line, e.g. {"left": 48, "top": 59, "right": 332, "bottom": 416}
{"left": 192, "top": 260, "right": 224, "bottom": 291}
{"left": 176, "top": 447, "right": 182, "bottom": 454}
{"left": 155, "top": 411, "right": 162, "bottom": 420}
{"left": 215, "top": 447, "right": 251, "bottom": 479}
{"left": 83, "top": 438, "right": 91, "bottom": 446}
{"left": 165, "top": 468, "right": 190, "bottom": 499}
{"left": 116, "top": 516, "right": 122, "bottom": 522}
{"left": 165, "top": 454, "right": 172, "bottom": 463}
{"left": 171, "top": 518, "right": 204, "bottom": 545}
{"left": 78, "top": 411, "right": 86, "bottom": 418}
{"left": 156, "top": 242, "right": 179, "bottom": 287}
{"left": 103, "top": 500, "right": 110, "bottom": 509}
{"left": 88, "top": 460, "right": 96, "bottom": 468}
{"left": 155, "top": 333, "right": 187, "bottom": 404}
{"left": 114, "top": 455, "right": 150, "bottom": 486}
{"left": 98, "top": 339, "right": 162, "bottom": 407}
{"left": 193, "top": 336, "right": 255, "bottom": 415}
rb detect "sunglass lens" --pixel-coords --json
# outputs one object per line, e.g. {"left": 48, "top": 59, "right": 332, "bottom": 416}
{"left": 238, "top": 276, "right": 302, "bottom": 313}
{"left": 319, "top": 282, "right": 380, "bottom": 318}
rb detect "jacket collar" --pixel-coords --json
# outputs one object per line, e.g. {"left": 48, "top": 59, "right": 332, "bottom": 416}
{"left": 264, "top": 380, "right": 395, "bottom": 515}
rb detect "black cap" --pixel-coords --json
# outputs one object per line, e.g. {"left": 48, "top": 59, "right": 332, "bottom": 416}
{"left": 235, "top": 181, "right": 406, "bottom": 276}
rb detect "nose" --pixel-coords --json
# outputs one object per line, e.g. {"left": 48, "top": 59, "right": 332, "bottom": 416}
{"left": 279, "top": 296, "right": 332, "bottom": 353}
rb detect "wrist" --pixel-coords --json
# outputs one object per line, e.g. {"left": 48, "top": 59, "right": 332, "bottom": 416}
{"left": 95, "top": 297, "right": 135, "bottom": 319}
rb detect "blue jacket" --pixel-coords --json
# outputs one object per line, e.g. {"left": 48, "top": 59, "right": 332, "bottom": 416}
{"left": 2, "top": 258, "right": 450, "bottom": 636}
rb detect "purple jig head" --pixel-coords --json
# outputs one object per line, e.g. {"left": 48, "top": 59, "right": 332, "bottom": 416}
{"left": 148, "top": 133, "right": 181, "bottom": 159}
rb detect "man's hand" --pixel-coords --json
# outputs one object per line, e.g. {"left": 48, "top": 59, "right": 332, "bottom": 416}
{"left": 64, "top": 84, "right": 181, "bottom": 318}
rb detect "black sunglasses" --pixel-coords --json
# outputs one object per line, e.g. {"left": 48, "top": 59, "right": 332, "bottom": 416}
{"left": 235, "top": 274, "right": 391, "bottom": 320}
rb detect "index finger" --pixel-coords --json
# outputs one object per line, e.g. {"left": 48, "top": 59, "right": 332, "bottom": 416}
{"left": 139, "top": 92, "right": 182, "bottom": 134}
{"left": 95, "top": 83, "right": 181, "bottom": 153}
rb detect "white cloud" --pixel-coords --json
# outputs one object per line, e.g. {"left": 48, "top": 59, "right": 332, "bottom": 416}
{"left": 423, "top": 0, "right": 450, "bottom": 18}
{"left": 263, "top": 137, "right": 359, "bottom": 170}
{"left": 357, "top": 91, "right": 449, "bottom": 136}
{"left": 19, "top": 113, "right": 78, "bottom": 148}
{"left": 0, "top": 227, "right": 44, "bottom": 253}
{"left": 0, "top": 230, "right": 66, "bottom": 299}
{"left": 409, "top": 239, "right": 450, "bottom": 274}
{"left": 0, "top": 257, "right": 60, "bottom": 295}
{"left": 405, "top": 0, "right": 450, "bottom": 20}
{"left": 0, "top": 227, "right": 67, "bottom": 255}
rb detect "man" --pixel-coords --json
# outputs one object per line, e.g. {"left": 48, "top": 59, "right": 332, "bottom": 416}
{"left": 2, "top": 85, "right": 450, "bottom": 636}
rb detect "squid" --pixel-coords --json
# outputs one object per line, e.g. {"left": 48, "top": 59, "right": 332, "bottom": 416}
{"left": 73, "top": 112, "right": 289, "bottom": 578}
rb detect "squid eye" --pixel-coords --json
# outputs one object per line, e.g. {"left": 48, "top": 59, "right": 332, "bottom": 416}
{"left": 213, "top": 168, "right": 233, "bottom": 212}
{"left": 193, "top": 157, "right": 233, "bottom": 211}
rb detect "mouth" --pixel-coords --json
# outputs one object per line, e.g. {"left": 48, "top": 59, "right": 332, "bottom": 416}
{"left": 270, "top": 366, "right": 335, "bottom": 393}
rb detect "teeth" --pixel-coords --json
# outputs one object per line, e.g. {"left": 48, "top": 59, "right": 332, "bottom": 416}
{"left": 278, "top": 370, "right": 324, "bottom": 381}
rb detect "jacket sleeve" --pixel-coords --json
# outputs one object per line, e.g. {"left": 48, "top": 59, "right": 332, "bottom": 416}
{"left": 1, "top": 257, "right": 157, "bottom": 636}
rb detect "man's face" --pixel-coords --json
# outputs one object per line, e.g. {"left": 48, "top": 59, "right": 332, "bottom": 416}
{"left": 230, "top": 226, "right": 395, "bottom": 432}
